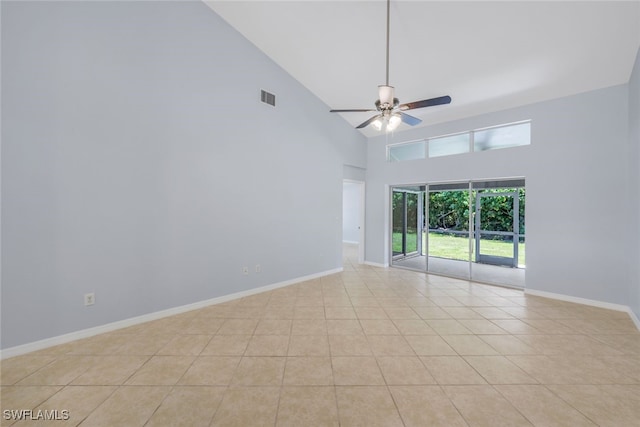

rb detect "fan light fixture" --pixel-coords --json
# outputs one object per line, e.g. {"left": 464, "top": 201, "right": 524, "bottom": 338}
{"left": 372, "top": 112, "right": 401, "bottom": 132}
{"left": 329, "top": 0, "right": 452, "bottom": 131}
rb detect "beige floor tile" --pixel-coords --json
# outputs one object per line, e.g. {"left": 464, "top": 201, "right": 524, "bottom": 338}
{"left": 145, "top": 386, "right": 225, "bottom": 427}
{"left": 328, "top": 335, "right": 372, "bottom": 356}
{"left": 392, "top": 319, "right": 437, "bottom": 335}
{"left": 459, "top": 319, "right": 509, "bottom": 334}
{"left": 125, "top": 356, "right": 194, "bottom": 385}
{"left": 349, "top": 297, "right": 380, "bottom": 307}
{"left": 183, "top": 317, "right": 225, "bottom": 334}
{"left": 326, "top": 319, "right": 363, "bottom": 335}
{"left": 66, "top": 334, "right": 132, "bottom": 355}
{"left": 413, "top": 306, "right": 453, "bottom": 319}
{"left": 360, "top": 319, "right": 400, "bottom": 335}
{"left": 507, "top": 355, "right": 587, "bottom": 384}
{"left": 420, "top": 356, "right": 487, "bottom": 385}
{"left": 0, "top": 356, "right": 56, "bottom": 385}
{"left": 442, "top": 307, "right": 485, "bottom": 319}
{"left": 0, "top": 385, "right": 63, "bottom": 415}
{"left": 6, "top": 252, "right": 640, "bottom": 427}
{"left": 287, "top": 334, "right": 330, "bottom": 356}
{"left": 295, "top": 296, "right": 324, "bottom": 307}
{"left": 548, "top": 384, "right": 640, "bottom": 427}
{"left": 478, "top": 335, "right": 538, "bottom": 355}
{"left": 178, "top": 356, "right": 240, "bottom": 385}
{"left": 283, "top": 357, "right": 333, "bottom": 385}
{"left": 490, "top": 319, "right": 540, "bottom": 334}
{"left": 216, "top": 319, "right": 259, "bottom": 335}
{"left": 291, "top": 319, "right": 327, "bottom": 335}
{"left": 142, "top": 316, "right": 195, "bottom": 335}
{"left": 112, "top": 334, "right": 174, "bottom": 355}
{"left": 244, "top": 335, "right": 290, "bottom": 356}
{"left": 472, "top": 307, "right": 515, "bottom": 320}
{"left": 335, "top": 386, "right": 403, "bottom": 427}
{"left": 212, "top": 387, "right": 280, "bottom": 427}
{"left": 80, "top": 385, "right": 171, "bottom": 427}
{"left": 200, "top": 334, "right": 251, "bottom": 356}
{"left": 463, "top": 356, "right": 537, "bottom": 384}
{"left": 70, "top": 355, "right": 148, "bottom": 385}
{"left": 17, "top": 356, "right": 93, "bottom": 385}
{"left": 367, "top": 335, "right": 415, "bottom": 356}
{"left": 293, "top": 307, "right": 325, "bottom": 319}
{"left": 354, "top": 307, "right": 388, "bottom": 319}
{"left": 389, "top": 385, "right": 468, "bottom": 427}
{"left": 230, "top": 357, "right": 286, "bottom": 386}
{"left": 322, "top": 296, "right": 352, "bottom": 307}
{"left": 27, "top": 385, "right": 117, "bottom": 427}
{"left": 429, "top": 296, "right": 465, "bottom": 307}
{"left": 444, "top": 385, "right": 533, "bottom": 427}
{"left": 262, "top": 306, "right": 295, "bottom": 319}
{"left": 376, "top": 356, "right": 435, "bottom": 385}
{"left": 277, "top": 386, "right": 338, "bottom": 427}
{"left": 405, "top": 297, "right": 436, "bottom": 307}
{"left": 405, "top": 335, "right": 456, "bottom": 356}
{"left": 324, "top": 306, "right": 357, "bottom": 319}
{"left": 331, "top": 356, "right": 385, "bottom": 385}
{"left": 383, "top": 307, "right": 420, "bottom": 319}
{"left": 426, "top": 319, "right": 473, "bottom": 335}
{"left": 517, "top": 334, "right": 624, "bottom": 355}
{"left": 599, "top": 354, "right": 640, "bottom": 383}
{"left": 442, "top": 335, "right": 499, "bottom": 355}
{"left": 377, "top": 297, "right": 408, "bottom": 307}
{"left": 254, "top": 319, "right": 292, "bottom": 335}
{"left": 590, "top": 333, "right": 640, "bottom": 354}
{"left": 156, "top": 334, "right": 211, "bottom": 356}
{"left": 495, "top": 385, "right": 597, "bottom": 426}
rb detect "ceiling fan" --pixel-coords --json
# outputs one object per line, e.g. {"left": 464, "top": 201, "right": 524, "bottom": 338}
{"left": 330, "top": 0, "right": 451, "bottom": 132}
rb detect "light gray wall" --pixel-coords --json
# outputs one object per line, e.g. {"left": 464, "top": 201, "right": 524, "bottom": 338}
{"left": 629, "top": 47, "right": 640, "bottom": 319}
{"left": 365, "top": 84, "right": 632, "bottom": 310}
{"left": 1, "top": 1, "right": 366, "bottom": 349}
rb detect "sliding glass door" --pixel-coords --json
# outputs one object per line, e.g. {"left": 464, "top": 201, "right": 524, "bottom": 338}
{"left": 390, "top": 179, "right": 525, "bottom": 288}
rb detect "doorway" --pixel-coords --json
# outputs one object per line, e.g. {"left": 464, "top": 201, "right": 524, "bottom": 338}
{"left": 342, "top": 180, "right": 365, "bottom": 264}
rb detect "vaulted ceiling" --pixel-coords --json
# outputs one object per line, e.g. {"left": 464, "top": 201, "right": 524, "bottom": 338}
{"left": 206, "top": 1, "right": 640, "bottom": 135}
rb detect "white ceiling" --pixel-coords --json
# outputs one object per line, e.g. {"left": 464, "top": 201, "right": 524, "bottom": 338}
{"left": 206, "top": 1, "right": 640, "bottom": 136}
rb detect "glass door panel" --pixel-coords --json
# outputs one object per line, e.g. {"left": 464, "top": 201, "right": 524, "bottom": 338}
{"left": 391, "top": 186, "right": 426, "bottom": 270}
{"left": 474, "top": 191, "right": 518, "bottom": 267}
{"left": 471, "top": 185, "right": 526, "bottom": 288}
{"left": 427, "top": 185, "right": 471, "bottom": 279}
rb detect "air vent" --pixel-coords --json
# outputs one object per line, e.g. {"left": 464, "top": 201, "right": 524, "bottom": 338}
{"left": 261, "top": 89, "right": 276, "bottom": 107}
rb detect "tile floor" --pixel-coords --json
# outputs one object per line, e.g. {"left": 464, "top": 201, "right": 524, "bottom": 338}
{"left": 1, "top": 245, "right": 639, "bottom": 426}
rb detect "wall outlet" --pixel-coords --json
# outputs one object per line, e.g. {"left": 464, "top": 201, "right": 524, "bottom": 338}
{"left": 84, "top": 293, "right": 95, "bottom": 306}
{"left": 242, "top": 266, "right": 249, "bottom": 275}
{"left": 255, "top": 264, "right": 261, "bottom": 273}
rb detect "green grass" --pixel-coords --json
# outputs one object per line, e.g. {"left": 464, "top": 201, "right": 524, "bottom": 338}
{"left": 393, "top": 232, "right": 525, "bottom": 267}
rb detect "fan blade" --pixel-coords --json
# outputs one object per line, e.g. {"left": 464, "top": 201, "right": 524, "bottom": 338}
{"left": 399, "top": 112, "right": 422, "bottom": 126}
{"left": 330, "top": 109, "right": 377, "bottom": 113}
{"left": 399, "top": 95, "right": 451, "bottom": 111}
{"left": 356, "top": 114, "right": 382, "bottom": 129}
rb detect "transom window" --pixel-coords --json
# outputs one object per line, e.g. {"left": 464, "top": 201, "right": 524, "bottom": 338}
{"left": 387, "top": 120, "right": 531, "bottom": 162}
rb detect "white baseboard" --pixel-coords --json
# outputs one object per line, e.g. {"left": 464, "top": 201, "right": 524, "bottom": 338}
{"left": 0, "top": 267, "right": 343, "bottom": 360}
{"left": 525, "top": 288, "right": 640, "bottom": 331}
{"left": 364, "top": 261, "right": 388, "bottom": 268}
{"left": 342, "top": 240, "right": 359, "bottom": 245}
